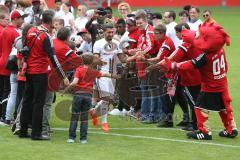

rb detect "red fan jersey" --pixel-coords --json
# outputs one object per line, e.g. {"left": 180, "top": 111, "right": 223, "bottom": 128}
{"left": 0, "top": 25, "right": 20, "bottom": 76}
{"left": 170, "top": 42, "right": 202, "bottom": 86}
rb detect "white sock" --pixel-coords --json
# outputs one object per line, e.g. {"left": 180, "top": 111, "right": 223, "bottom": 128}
{"left": 94, "top": 100, "right": 104, "bottom": 110}
{"left": 101, "top": 101, "right": 109, "bottom": 124}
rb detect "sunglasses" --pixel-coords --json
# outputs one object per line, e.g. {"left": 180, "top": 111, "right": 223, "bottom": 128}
{"left": 120, "top": 8, "right": 128, "bottom": 11}
{"left": 203, "top": 14, "right": 209, "bottom": 18}
{"left": 154, "top": 32, "right": 163, "bottom": 34}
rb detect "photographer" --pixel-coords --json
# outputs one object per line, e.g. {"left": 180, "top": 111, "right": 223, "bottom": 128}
{"left": 85, "top": 7, "right": 112, "bottom": 46}
{"left": 19, "top": 10, "right": 69, "bottom": 140}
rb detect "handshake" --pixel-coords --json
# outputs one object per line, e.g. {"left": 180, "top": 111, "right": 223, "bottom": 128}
{"left": 146, "top": 57, "right": 179, "bottom": 73}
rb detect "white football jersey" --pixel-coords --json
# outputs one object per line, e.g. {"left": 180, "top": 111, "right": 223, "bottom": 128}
{"left": 93, "top": 38, "right": 122, "bottom": 74}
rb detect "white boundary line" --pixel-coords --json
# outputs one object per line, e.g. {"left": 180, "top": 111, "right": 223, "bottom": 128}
{"left": 53, "top": 128, "right": 240, "bottom": 148}
{"left": 53, "top": 127, "right": 221, "bottom": 132}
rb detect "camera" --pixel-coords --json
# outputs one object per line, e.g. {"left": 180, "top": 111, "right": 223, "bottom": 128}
{"left": 19, "top": 46, "right": 30, "bottom": 59}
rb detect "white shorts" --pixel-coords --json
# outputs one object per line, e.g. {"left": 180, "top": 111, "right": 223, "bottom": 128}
{"left": 96, "top": 77, "right": 116, "bottom": 98}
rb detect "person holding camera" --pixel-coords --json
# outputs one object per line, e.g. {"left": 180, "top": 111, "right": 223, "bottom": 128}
{"left": 19, "top": 10, "right": 69, "bottom": 140}
{"left": 85, "top": 7, "right": 113, "bottom": 46}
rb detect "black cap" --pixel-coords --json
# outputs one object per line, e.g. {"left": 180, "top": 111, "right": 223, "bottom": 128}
{"left": 152, "top": 12, "right": 162, "bottom": 20}
{"left": 96, "top": 7, "right": 107, "bottom": 15}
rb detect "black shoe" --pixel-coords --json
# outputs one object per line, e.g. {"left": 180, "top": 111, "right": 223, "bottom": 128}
{"left": 11, "top": 123, "right": 16, "bottom": 132}
{"left": 31, "top": 135, "right": 50, "bottom": 141}
{"left": 157, "top": 121, "right": 173, "bottom": 128}
{"left": 187, "top": 130, "right": 212, "bottom": 140}
{"left": 177, "top": 121, "right": 189, "bottom": 127}
{"left": 19, "top": 131, "right": 31, "bottom": 138}
{"left": 141, "top": 119, "right": 154, "bottom": 124}
{"left": 219, "top": 129, "right": 238, "bottom": 138}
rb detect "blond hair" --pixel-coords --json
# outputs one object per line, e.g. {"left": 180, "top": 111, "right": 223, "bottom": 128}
{"left": 118, "top": 2, "right": 131, "bottom": 13}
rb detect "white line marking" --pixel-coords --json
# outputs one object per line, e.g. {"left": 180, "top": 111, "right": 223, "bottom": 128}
{"left": 53, "top": 127, "right": 220, "bottom": 132}
{"left": 53, "top": 128, "right": 240, "bottom": 148}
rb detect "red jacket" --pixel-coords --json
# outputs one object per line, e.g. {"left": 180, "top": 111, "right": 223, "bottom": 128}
{"left": 136, "top": 24, "right": 155, "bottom": 79}
{"left": 26, "top": 25, "right": 66, "bottom": 79}
{"left": 137, "top": 24, "right": 155, "bottom": 54}
{"left": 128, "top": 28, "right": 141, "bottom": 49}
{"left": 155, "top": 36, "right": 175, "bottom": 60}
{"left": 171, "top": 42, "right": 202, "bottom": 86}
{"left": 53, "top": 38, "right": 78, "bottom": 65}
{"left": 0, "top": 25, "right": 20, "bottom": 76}
{"left": 0, "top": 25, "right": 4, "bottom": 57}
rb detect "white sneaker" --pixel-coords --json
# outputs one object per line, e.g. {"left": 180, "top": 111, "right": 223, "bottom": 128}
{"left": 80, "top": 140, "right": 87, "bottom": 144}
{"left": 0, "top": 121, "right": 9, "bottom": 126}
{"left": 122, "top": 109, "right": 129, "bottom": 116}
{"left": 67, "top": 139, "right": 75, "bottom": 143}
{"left": 108, "top": 109, "right": 122, "bottom": 116}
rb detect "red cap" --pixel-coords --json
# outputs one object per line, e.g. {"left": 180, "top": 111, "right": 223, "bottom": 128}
{"left": 10, "top": 9, "right": 28, "bottom": 20}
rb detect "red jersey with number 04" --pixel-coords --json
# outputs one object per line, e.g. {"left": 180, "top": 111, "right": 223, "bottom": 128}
{"left": 200, "top": 48, "right": 228, "bottom": 92}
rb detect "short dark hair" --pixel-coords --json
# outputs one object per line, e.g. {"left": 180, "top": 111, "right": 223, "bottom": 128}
{"left": 105, "top": 7, "right": 112, "bottom": 13}
{"left": 55, "top": 0, "right": 61, "bottom": 3}
{"left": 154, "top": 24, "right": 167, "bottom": 34}
{"left": 167, "top": 10, "right": 176, "bottom": 20}
{"left": 64, "top": 2, "right": 71, "bottom": 7}
{"left": 135, "top": 10, "right": 148, "bottom": 21}
{"left": 179, "top": 10, "right": 189, "bottom": 17}
{"left": 183, "top": 5, "right": 192, "bottom": 12}
{"left": 174, "top": 23, "right": 190, "bottom": 32}
{"left": 42, "top": 10, "right": 55, "bottom": 24}
{"left": 190, "top": 7, "right": 200, "bottom": 13}
{"left": 116, "top": 18, "right": 126, "bottom": 25}
{"left": 103, "top": 24, "right": 114, "bottom": 31}
{"left": 54, "top": 18, "right": 64, "bottom": 26}
{"left": 57, "top": 27, "right": 71, "bottom": 41}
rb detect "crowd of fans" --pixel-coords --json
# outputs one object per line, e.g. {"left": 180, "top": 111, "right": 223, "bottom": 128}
{"left": 0, "top": 0, "right": 237, "bottom": 144}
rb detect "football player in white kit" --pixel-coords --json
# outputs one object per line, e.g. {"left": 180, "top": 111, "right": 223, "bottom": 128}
{"left": 91, "top": 24, "right": 126, "bottom": 132}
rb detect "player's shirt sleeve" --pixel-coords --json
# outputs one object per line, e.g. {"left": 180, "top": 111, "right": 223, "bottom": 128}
{"left": 93, "top": 41, "right": 101, "bottom": 54}
{"left": 143, "top": 31, "right": 154, "bottom": 54}
{"left": 170, "top": 42, "right": 191, "bottom": 62}
{"left": 116, "top": 41, "right": 122, "bottom": 54}
{"left": 158, "top": 42, "right": 172, "bottom": 60}
{"left": 191, "top": 53, "right": 207, "bottom": 68}
{"left": 43, "top": 35, "right": 66, "bottom": 79}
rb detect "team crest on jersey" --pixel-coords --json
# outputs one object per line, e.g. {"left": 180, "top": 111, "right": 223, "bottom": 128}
{"left": 103, "top": 42, "right": 118, "bottom": 53}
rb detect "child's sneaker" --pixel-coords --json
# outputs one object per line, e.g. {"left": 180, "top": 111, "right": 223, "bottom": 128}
{"left": 80, "top": 140, "right": 87, "bottom": 144}
{"left": 67, "top": 139, "right": 75, "bottom": 143}
{"left": 89, "top": 109, "right": 99, "bottom": 126}
{"left": 219, "top": 129, "right": 238, "bottom": 138}
{"left": 101, "top": 123, "right": 109, "bottom": 133}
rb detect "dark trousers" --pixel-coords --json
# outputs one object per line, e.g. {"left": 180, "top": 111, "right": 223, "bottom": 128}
{"left": 175, "top": 83, "right": 190, "bottom": 122}
{"left": 69, "top": 93, "right": 92, "bottom": 140}
{"left": 14, "top": 81, "right": 26, "bottom": 118}
{"left": 161, "top": 82, "right": 189, "bottom": 122}
{"left": 20, "top": 74, "right": 48, "bottom": 137}
{"left": 184, "top": 85, "right": 201, "bottom": 128}
{"left": 0, "top": 75, "right": 10, "bottom": 121}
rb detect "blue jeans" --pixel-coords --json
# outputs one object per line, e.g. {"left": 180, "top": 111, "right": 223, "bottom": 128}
{"left": 140, "top": 79, "right": 162, "bottom": 121}
{"left": 69, "top": 93, "right": 92, "bottom": 140}
{"left": 6, "top": 73, "right": 18, "bottom": 121}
